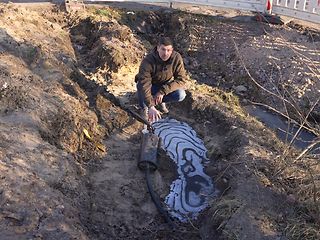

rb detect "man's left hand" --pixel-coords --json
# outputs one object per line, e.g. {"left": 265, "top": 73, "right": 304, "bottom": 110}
{"left": 154, "top": 93, "right": 164, "bottom": 105}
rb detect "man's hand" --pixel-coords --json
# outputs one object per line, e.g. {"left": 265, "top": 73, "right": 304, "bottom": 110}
{"left": 154, "top": 92, "right": 164, "bottom": 105}
{"left": 148, "top": 106, "right": 161, "bottom": 123}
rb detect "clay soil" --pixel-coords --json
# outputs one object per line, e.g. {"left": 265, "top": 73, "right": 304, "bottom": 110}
{"left": 0, "top": 2, "right": 319, "bottom": 240}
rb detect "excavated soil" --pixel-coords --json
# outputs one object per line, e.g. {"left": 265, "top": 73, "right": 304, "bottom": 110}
{"left": 0, "top": 2, "right": 319, "bottom": 240}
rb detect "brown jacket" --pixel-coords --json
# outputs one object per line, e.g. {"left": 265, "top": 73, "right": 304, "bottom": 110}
{"left": 135, "top": 47, "right": 187, "bottom": 107}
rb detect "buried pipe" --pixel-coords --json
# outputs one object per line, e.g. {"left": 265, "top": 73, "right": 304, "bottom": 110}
{"left": 138, "top": 131, "right": 175, "bottom": 228}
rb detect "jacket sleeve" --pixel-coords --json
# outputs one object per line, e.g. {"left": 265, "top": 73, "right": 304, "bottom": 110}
{"left": 135, "top": 58, "right": 154, "bottom": 107}
{"left": 159, "top": 53, "right": 187, "bottom": 95}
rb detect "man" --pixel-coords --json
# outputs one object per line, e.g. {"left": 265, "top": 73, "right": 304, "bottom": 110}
{"left": 135, "top": 37, "right": 187, "bottom": 123}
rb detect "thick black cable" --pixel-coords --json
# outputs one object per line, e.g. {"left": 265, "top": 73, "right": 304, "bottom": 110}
{"left": 100, "top": 89, "right": 173, "bottom": 226}
{"left": 145, "top": 165, "right": 176, "bottom": 229}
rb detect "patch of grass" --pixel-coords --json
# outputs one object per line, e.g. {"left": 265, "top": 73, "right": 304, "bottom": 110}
{"left": 284, "top": 217, "right": 320, "bottom": 240}
{"left": 191, "top": 83, "right": 246, "bottom": 118}
{"left": 207, "top": 197, "right": 242, "bottom": 233}
{"left": 95, "top": 9, "right": 109, "bottom": 17}
{"left": 90, "top": 7, "right": 121, "bottom": 20}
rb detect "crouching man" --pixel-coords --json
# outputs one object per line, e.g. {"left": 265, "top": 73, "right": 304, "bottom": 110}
{"left": 135, "top": 37, "right": 187, "bottom": 123}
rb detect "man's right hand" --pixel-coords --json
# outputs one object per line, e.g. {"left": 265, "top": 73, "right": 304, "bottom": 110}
{"left": 154, "top": 92, "right": 164, "bottom": 105}
{"left": 148, "top": 106, "right": 161, "bottom": 123}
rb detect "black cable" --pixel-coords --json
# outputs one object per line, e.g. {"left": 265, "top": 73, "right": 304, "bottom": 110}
{"left": 100, "top": 85, "right": 175, "bottom": 226}
{"left": 145, "top": 165, "right": 176, "bottom": 229}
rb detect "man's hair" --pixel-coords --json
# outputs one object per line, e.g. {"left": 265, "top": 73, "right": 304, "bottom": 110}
{"left": 158, "top": 37, "right": 173, "bottom": 47}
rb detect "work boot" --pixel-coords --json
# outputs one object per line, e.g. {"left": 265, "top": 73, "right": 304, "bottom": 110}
{"left": 158, "top": 103, "right": 169, "bottom": 114}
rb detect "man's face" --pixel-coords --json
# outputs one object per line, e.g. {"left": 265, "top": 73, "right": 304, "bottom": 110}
{"left": 157, "top": 44, "right": 173, "bottom": 61}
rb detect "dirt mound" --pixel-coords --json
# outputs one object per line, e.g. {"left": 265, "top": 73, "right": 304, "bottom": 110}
{"left": 71, "top": 16, "right": 145, "bottom": 76}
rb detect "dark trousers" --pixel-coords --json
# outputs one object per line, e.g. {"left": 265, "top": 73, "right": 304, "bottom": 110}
{"left": 137, "top": 81, "right": 186, "bottom": 109}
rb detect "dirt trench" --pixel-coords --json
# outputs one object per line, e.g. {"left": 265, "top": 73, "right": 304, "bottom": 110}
{"left": 0, "top": 5, "right": 235, "bottom": 239}
{"left": 0, "top": 3, "right": 319, "bottom": 240}
{"left": 63, "top": 8, "right": 295, "bottom": 240}
{"left": 65, "top": 12, "right": 234, "bottom": 239}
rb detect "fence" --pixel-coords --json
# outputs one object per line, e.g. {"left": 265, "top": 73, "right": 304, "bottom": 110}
{"left": 271, "top": 0, "right": 320, "bottom": 23}
{"left": 171, "top": 0, "right": 267, "bottom": 13}
{"left": 172, "top": 0, "right": 320, "bottom": 23}
{"left": 85, "top": 0, "right": 320, "bottom": 23}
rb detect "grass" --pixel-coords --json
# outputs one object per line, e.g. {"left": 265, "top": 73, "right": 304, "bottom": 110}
{"left": 191, "top": 82, "right": 246, "bottom": 119}
{"left": 191, "top": 82, "right": 320, "bottom": 240}
{"left": 90, "top": 7, "right": 121, "bottom": 20}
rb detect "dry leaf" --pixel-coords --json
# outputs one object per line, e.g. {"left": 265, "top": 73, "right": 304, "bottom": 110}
{"left": 83, "top": 128, "right": 92, "bottom": 141}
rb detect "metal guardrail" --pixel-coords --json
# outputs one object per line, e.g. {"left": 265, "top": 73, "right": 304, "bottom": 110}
{"left": 84, "top": 0, "right": 320, "bottom": 23}
{"left": 171, "top": 0, "right": 266, "bottom": 12}
{"left": 271, "top": 0, "right": 320, "bottom": 23}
